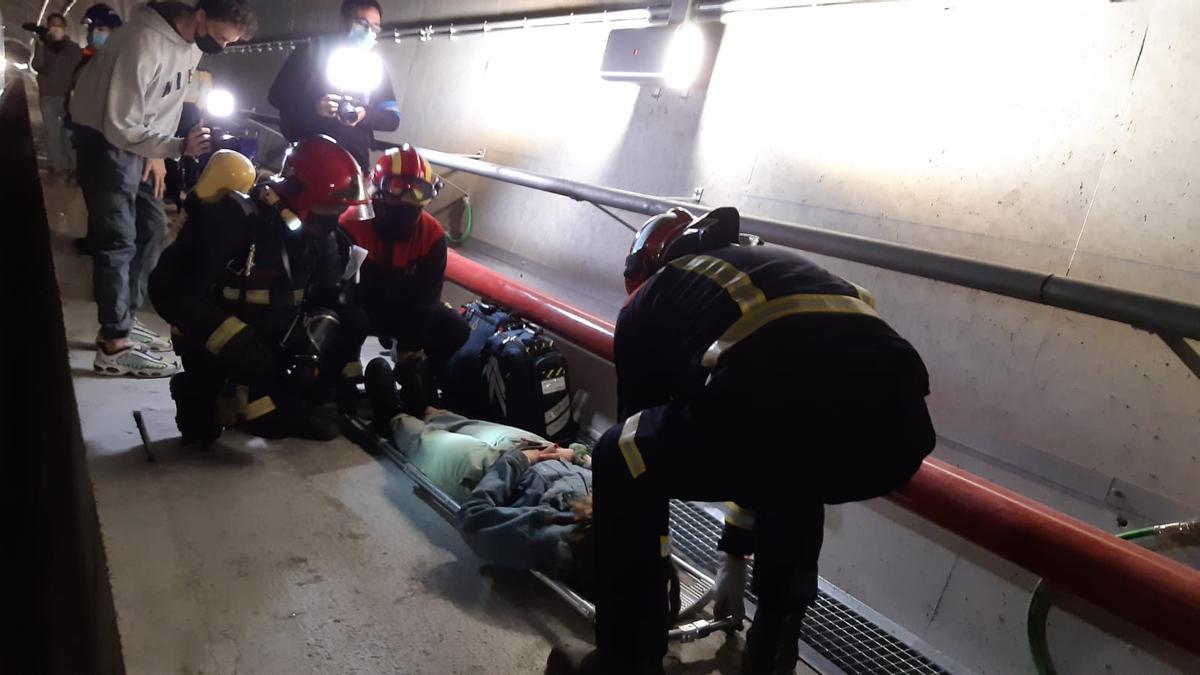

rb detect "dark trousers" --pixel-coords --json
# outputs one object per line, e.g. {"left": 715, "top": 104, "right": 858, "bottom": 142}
{"left": 375, "top": 302, "right": 470, "bottom": 373}
{"left": 174, "top": 305, "right": 368, "bottom": 426}
{"left": 74, "top": 126, "right": 166, "bottom": 340}
{"left": 593, "top": 331, "right": 935, "bottom": 670}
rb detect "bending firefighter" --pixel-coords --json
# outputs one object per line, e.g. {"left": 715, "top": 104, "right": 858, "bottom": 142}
{"left": 149, "top": 138, "right": 370, "bottom": 442}
{"left": 548, "top": 207, "right": 937, "bottom": 674}
{"left": 341, "top": 144, "right": 469, "bottom": 400}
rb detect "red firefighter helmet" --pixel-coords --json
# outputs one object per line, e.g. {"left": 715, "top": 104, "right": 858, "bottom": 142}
{"left": 274, "top": 135, "right": 373, "bottom": 221}
{"left": 372, "top": 144, "right": 439, "bottom": 207}
{"left": 623, "top": 206, "right": 743, "bottom": 294}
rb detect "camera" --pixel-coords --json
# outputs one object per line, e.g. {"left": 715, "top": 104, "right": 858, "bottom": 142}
{"left": 20, "top": 22, "right": 49, "bottom": 39}
{"left": 336, "top": 96, "right": 361, "bottom": 125}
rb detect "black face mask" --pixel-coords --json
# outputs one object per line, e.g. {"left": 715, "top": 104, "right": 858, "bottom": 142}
{"left": 196, "top": 31, "right": 224, "bottom": 54}
{"left": 374, "top": 203, "right": 423, "bottom": 242}
{"left": 305, "top": 214, "right": 341, "bottom": 237}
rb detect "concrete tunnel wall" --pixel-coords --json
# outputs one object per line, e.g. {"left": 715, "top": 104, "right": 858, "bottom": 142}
{"left": 201, "top": 0, "right": 1198, "bottom": 672}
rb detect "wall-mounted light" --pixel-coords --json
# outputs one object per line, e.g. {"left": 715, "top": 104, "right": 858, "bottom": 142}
{"left": 663, "top": 22, "right": 706, "bottom": 90}
{"left": 600, "top": 21, "right": 724, "bottom": 91}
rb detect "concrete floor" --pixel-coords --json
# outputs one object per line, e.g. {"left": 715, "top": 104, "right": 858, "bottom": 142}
{"left": 39, "top": 169, "right": 786, "bottom": 674}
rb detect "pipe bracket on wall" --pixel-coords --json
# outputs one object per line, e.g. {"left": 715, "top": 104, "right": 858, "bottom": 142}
{"left": 1156, "top": 333, "right": 1200, "bottom": 380}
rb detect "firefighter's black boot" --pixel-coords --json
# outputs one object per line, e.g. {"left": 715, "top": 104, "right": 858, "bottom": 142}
{"left": 393, "top": 350, "right": 433, "bottom": 416}
{"left": 743, "top": 609, "right": 805, "bottom": 675}
{"left": 170, "top": 372, "right": 222, "bottom": 445}
{"left": 365, "top": 357, "right": 401, "bottom": 435}
{"left": 236, "top": 394, "right": 339, "bottom": 441}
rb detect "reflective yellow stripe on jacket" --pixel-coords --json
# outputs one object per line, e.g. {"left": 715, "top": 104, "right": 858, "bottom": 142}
{"left": 205, "top": 316, "right": 248, "bottom": 354}
{"left": 618, "top": 412, "right": 648, "bottom": 479}
{"left": 221, "top": 287, "right": 305, "bottom": 305}
{"left": 669, "top": 254, "right": 879, "bottom": 369}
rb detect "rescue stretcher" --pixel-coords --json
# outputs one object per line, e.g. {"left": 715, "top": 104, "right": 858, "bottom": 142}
{"left": 340, "top": 416, "right": 742, "bottom": 643}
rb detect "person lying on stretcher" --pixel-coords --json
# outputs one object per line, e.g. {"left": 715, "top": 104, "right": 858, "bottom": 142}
{"left": 366, "top": 356, "right": 597, "bottom": 594}
{"left": 364, "top": 357, "right": 590, "bottom": 501}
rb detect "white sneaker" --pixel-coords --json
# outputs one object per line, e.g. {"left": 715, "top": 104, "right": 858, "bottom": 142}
{"left": 131, "top": 320, "right": 173, "bottom": 352}
{"left": 95, "top": 320, "right": 173, "bottom": 353}
{"left": 93, "top": 344, "right": 179, "bottom": 378}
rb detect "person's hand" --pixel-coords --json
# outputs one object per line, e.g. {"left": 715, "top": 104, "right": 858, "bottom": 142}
{"left": 316, "top": 94, "right": 342, "bottom": 119}
{"left": 339, "top": 105, "right": 367, "bottom": 128}
{"left": 183, "top": 125, "right": 212, "bottom": 157}
{"left": 538, "top": 445, "right": 575, "bottom": 464}
{"left": 142, "top": 158, "right": 167, "bottom": 199}
{"left": 712, "top": 551, "right": 748, "bottom": 625}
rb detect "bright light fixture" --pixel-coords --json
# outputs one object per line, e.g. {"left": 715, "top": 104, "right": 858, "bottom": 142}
{"left": 663, "top": 22, "right": 706, "bottom": 90}
{"left": 205, "top": 89, "right": 236, "bottom": 118}
{"left": 325, "top": 46, "right": 384, "bottom": 94}
{"left": 721, "top": 0, "right": 813, "bottom": 13}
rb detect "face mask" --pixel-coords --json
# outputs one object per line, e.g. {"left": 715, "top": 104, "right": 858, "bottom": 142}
{"left": 196, "top": 32, "right": 224, "bottom": 54}
{"left": 374, "top": 202, "right": 422, "bottom": 241}
{"left": 89, "top": 30, "right": 109, "bottom": 49}
{"left": 347, "top": 21, "right": 378, "bottom": 49}
{"left": 305, "top": 213, "right": 341, "bottom": 237}
{"left": 48, "top": 26, "right": 66, "bottom": 41}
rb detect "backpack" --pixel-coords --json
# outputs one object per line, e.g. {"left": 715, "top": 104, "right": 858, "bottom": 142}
{"left": 440, "top": 301, "right": 514, "bottom": 418}
{"left": 482, "top": 323, "right": 577, "bottom": 443}
{"left": 441, "top": 300, "right": 578, "bottom": 443}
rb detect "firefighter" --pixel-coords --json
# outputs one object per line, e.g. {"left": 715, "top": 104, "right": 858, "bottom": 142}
{"left": 547, "top": 207, "right": 937, "bottom": 674}
{"left": 340, "top": 144, "right": 469, "bottom": 406}
{"left": 149, "top": 137, "right": 371, "bottom": 443}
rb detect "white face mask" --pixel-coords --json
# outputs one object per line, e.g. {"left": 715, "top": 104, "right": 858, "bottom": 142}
{"left": 48, "top": 26, "right": 66, "bottom": 41}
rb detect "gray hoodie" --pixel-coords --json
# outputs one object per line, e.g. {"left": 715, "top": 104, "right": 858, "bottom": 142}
{"left": 69, "top": 3, "right": 201, "bottom": 158}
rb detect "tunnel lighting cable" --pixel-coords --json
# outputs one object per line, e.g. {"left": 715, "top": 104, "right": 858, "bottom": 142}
{"left": 217, "top": 0, "right": 917, "bottom": 54}
{"left": 1026, "top": 519, "right": 1200, "bottom": 675}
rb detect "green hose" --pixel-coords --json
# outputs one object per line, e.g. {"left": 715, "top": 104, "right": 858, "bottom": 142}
{"left": 1027, "top": 521, "right": 1198, "bottom": 674}
{"left": 444, "top": 196, "right": 473, "bottom": 247}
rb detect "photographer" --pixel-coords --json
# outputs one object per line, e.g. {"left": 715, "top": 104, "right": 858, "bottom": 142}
{"left": 30, "top": 13, "right": 82, "bottom": 180}
{"left": 268, "top": 0, "right": 400, "bottom": 170}
{"left": 70, "top": 0, "right": 256, "bottom": 377}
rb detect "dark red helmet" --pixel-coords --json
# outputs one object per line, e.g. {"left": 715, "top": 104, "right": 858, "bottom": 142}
{"left": 274, "top": 135, "right": 373, "bottom": 222}
{"left": 372, "top": 144, "right": 439, "bottom": 207}
{"left": 623, "top": 207, "right": 743, "bottom": 294}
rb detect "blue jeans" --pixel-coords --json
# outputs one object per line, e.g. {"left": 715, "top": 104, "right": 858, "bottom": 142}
{"left": 38, "top": 95, "right": 74, "bottom": 172}
{"left": 74, "top": 126, "right": 167, "bottom": 340}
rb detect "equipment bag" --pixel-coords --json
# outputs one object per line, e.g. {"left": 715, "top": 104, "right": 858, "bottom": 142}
{"left": 483, "top": 323, "right": 578, "bottom": 444}
{"left": 440, "top": 301, "right": 516, "bottom": 418}
{"left": 441, "top": 300, "right": 578, "bottom": 443}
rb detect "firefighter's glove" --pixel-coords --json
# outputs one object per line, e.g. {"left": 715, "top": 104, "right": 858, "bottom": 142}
{"left": 713, "top": 551, "right": 748, "bottom": 625}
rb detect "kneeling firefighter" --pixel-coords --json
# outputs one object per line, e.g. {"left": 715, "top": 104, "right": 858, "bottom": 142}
{"left": 149, "top": 139, "right": 371, "bottom": 442}
{"left": 340, "top": 144, "right": 469, "bottom": 403}
{"left": 547, "top": 207, "right": 937, "bottom": 674}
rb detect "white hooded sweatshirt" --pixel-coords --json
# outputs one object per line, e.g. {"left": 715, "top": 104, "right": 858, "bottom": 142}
{"left": 70, "top": 3, "right": 202, "bottom": 159}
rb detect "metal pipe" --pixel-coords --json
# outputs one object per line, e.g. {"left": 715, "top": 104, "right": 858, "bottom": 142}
{"left": 422, "top": 148, "right": 1200, "bottom": 340}
{"left": 441, "top": 250, "right": 1200, "bottom": 656}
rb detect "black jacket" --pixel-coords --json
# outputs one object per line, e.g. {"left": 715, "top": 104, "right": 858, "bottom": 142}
{"left": 150, "top": 190, "right": 348, "bottom": 347}
{"left": 614, "top": 243, "right": 928, "bottom": 420}
{"left": 267, "top": 37, "right": 400, "bottom": 169}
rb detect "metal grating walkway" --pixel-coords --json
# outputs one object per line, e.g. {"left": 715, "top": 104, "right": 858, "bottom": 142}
{"left": 669, "top": 501, "right": 951, "bottom": 675}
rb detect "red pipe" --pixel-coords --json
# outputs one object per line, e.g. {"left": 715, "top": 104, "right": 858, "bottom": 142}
{"left": 444, "top": 248, "right": 1200, "bottom": 655}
